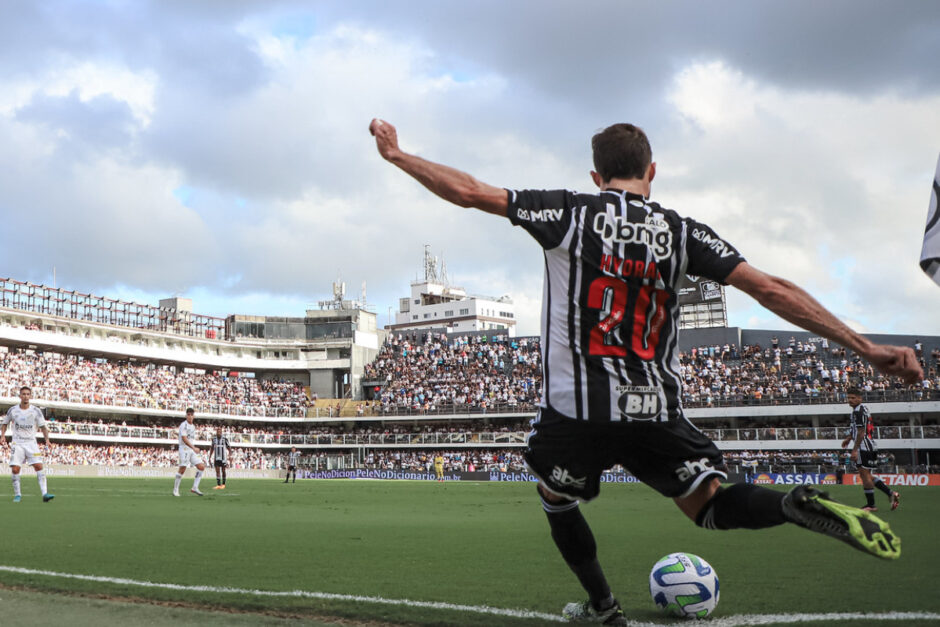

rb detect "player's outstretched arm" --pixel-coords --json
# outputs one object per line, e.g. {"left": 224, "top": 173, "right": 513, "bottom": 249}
{"left": 369, "top": 118, "right": 508, "bottom": 216}
{"left": 726, "top": 262, "right": 923, "bottom": 385}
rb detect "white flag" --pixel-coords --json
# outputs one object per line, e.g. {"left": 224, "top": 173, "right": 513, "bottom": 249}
{"left": 921, "top": 153, "right": 940, "bottom": 287}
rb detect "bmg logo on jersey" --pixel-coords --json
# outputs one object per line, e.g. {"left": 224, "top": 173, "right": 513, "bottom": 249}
{"left": 616, "top": 386, "right": 662, "bottom": 420}
{"left": 593, "top": 213, "right": 673, "bottom": 259}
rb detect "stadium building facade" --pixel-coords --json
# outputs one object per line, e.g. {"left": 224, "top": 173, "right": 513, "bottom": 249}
{"left": 0, "top": 277, "right": 379, "bottom": 401}
{"left": 387, "top": 247, "right": 515, "bottom": 336}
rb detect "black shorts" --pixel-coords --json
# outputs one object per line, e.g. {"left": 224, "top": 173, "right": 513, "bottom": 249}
{"left": 855, "top": 449, "right": 878, "bottom": 470}
{"left": 287, "top": 465, "right": 297, "bottom": 472}
{"left": 524, "top": 407, "right": 726, "bottom": 501}
{"left": 214, "top": 460, "right": 227, "bottom": 468}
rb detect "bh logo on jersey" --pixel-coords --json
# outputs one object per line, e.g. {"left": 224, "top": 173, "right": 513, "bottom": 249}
{"left": 616, "top": 386, "right": 662, "bottom": 420}
{"left": 674, "top": 458, "right": 714, "bottom": 482}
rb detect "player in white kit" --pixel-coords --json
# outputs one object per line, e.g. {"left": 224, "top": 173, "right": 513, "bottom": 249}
{"left": 173, "top": 408, "right": 206, "bottom": 496}
{"left": 1, "top": 386, "right": 55, "bottom": 503}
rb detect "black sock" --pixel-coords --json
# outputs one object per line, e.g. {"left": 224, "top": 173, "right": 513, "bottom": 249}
{"left": 695, "top": 483, "right": 786, "bottom": 530}
{"left": 873, "top": 479, "right": 892, "bottom": 497}
{"left": 542, "top": 497, "right": 611, "bottom": 608}
{"left": 865, "top": 489, "right": 876, "bottom": 507}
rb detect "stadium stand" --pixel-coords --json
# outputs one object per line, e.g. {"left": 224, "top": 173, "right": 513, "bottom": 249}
{"left": 2, "top": 278, "right": 939, "bottom": 476}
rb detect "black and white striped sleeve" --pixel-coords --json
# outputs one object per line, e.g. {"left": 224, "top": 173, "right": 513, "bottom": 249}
{"left": 507, "top": 189, "right": 577, "bottom": 250}
{"left": 683, "top": 217, "right": 746, "bottom": 284}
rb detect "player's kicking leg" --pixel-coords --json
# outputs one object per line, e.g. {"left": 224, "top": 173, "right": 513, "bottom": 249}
{"left": 781, "top": 485, "right": 899, "bottom": 558}
{"left": 213, "top": 461, "right": 223, "bottom": 489}
{"left": 220, "top": 463, "right": 227, "bottom": 489}
{"left": 684, "top": 478, "right": 900, "bottom": 560}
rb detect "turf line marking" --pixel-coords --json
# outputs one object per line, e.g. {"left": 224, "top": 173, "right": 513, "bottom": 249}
{"left": 1, "top": 566, "right": 937, "bottom": 625}
{"left": 0, "top": 565, "right": 564, "bottom": 622}
{"left": 696, "top": 614, "right": 940, "bottom": 626}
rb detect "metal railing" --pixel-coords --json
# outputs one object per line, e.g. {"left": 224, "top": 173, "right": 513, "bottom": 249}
{"left": 39, "top": 422, "right": 940, "bottom": 447}
{"left": 42, "top": 422, "right": 529, "bottom": 447}
{"left": 682, "top": 388, "right": 937, "bottom": 408}
{"left": 1, "top": 385, "right": 307, "bottom": 419}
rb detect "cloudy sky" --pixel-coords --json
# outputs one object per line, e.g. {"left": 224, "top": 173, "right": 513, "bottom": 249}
{"left": 2, "top": 0, "right": 939, "bottom": 337}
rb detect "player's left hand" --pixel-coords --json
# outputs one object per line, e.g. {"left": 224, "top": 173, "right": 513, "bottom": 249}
{"left": 850, "top": 450, "right": 858, "bottom": 462}
{"left": 369, "top": 118, "right": 400, "bottom": 161}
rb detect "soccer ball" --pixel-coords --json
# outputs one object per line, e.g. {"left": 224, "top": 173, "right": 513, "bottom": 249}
{"left": 649, "top": 552, "right": 719, "bottom": 618}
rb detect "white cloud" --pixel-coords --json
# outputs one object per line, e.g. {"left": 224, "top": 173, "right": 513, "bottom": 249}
{"left": 0, "top": 61, "right": 156, "bottom": 124}
{"left": 659, "top": 60, "right": 940, "bottom": 334}
{"left": 1, "top": 8, "right": 938, "bottom": 342}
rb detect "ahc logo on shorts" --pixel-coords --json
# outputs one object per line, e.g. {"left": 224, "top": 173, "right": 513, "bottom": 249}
{"left": 551, "top": 465, "right": 587, "bottom": 489}
{"left": 674, "top": 457, "right": 714, "bottom": 482}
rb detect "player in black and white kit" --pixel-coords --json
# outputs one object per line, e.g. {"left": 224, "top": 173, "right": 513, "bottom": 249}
{"left": 284, "top": 447, "right": 300, "bottom": 483}
{"left": 1, "top": 386, "right": 54, "bottom": 503}
{"left": 370, "top": 118, "right": 922, "bottom": 623}
{"left": 842, "top": 387, "right": 899, "bottom": 511}
{"left": 211, "top": 426, "right": 231, "bottom": 490}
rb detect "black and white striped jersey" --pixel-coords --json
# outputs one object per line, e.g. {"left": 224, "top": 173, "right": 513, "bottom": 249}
{"left": 848, "top": 404, "right": 876, "bottom": 452}
{"left": 211, "top": 435, "right": 230, "bottom": 463}
{"left": 508, "top": 188, "right": 744, "bottom": 423}
{"left": 288, "top": 451, "right": 301, "bottom": 467}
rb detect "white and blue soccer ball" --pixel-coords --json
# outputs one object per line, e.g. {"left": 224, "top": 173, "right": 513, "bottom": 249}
{"left": 649, "top": 552, "right": 719, "bottom": 618}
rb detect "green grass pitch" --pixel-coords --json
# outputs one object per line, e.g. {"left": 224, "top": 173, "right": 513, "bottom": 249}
{"left": 1, "top": 478, "right": 938, "bottom": 626}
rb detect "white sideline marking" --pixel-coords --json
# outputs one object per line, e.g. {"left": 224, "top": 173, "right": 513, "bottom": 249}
{"left": 0, "top": 565, "right": 564, "bottom": 622}
{"left": 0, "top": 565, "right": 938, "bottom": 625}
{"left": 690, "top": 613, "right": 940, "bottom": 627}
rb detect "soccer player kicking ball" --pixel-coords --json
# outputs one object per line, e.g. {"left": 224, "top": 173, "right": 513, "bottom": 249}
{"left": 370, "top": 118, "right": 922, "bottom": 625}
{"left": 1, "top": 386, "right": 55, "bottom": 503}
{"left": 173, "top": 408, "right": 206, "bottom": 496}
{"left": 842, "top": 388, "right": 900, "bottom": 512}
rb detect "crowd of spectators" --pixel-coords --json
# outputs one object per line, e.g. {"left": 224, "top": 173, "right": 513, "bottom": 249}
{"left": 364, "top": 333, "right": 541, "bottom": 414}
{"left": 39, "top": 416, "right": 533, "bottom": 446}
{"left": 364, "top": 333, "right": 937, "bottom": 415}
{"left": 42, "top": 443, "right": 276, "bottom": 469}
{"left": 360, "top": 449, "right": 526, "bottom": 472}
{"left": 37, "top": 443, "right": 937, "bottom": 475}
{"left": 677, "top": 336, "right": 938, "bottom": 406}
{"left": 722, "top": 449, "right": 911, "bottom": 473}
{"left": 35, "top": 413, "right": 939, "bottom": 451}
{"left": 0, "top": 346, "right": 310, "bottom": 416}
{"left": 34, "top": 442, "right": 530, "bottom": 472}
